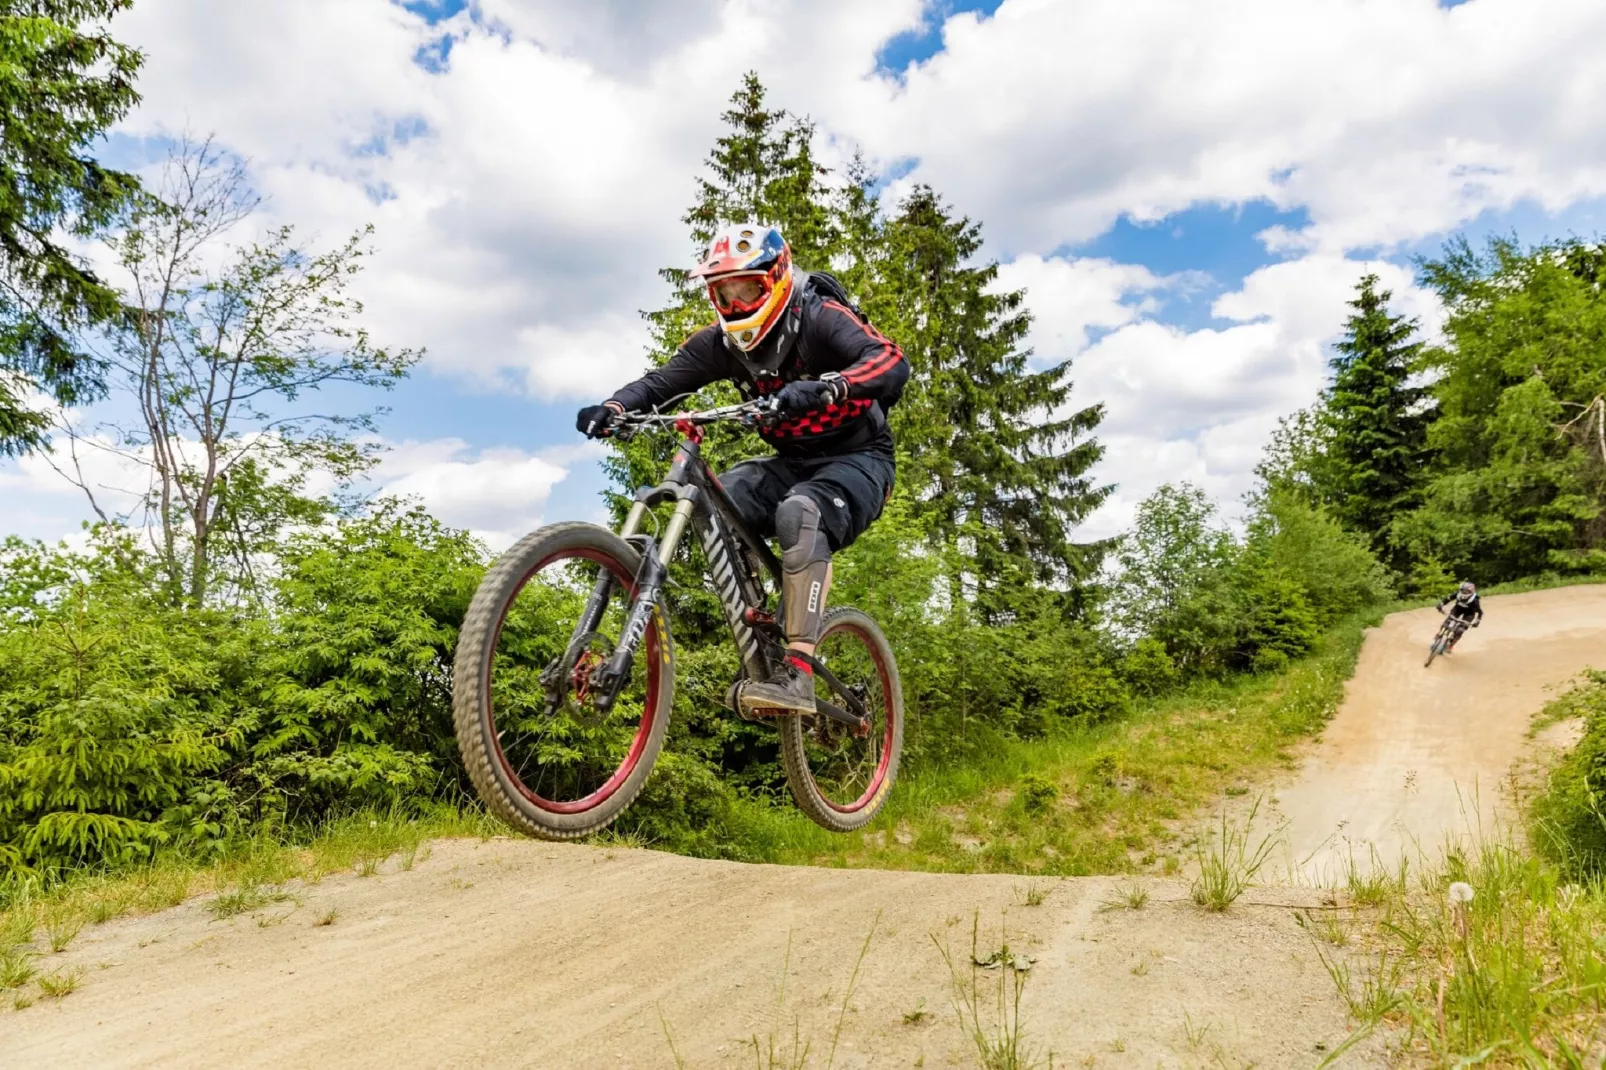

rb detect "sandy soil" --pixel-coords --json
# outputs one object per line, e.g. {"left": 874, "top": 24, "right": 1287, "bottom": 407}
{"left": 1265, "top": 585, "right": 1606, "bottom": 883}
{"left": 1, "top": 841, "right": 1371, "bottom": 1069}
{"left": 5, "top": 587, "right": 1600, "bottom": 1069}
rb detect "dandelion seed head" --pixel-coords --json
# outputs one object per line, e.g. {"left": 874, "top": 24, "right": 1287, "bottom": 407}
{"left": 1448, "top": 881, "right": 1474, "bottom": 905}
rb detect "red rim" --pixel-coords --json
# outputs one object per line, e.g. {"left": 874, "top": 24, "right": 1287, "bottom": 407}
{"left": 484, "top": 546, "right": 661, "bottom": 815}
{"left": 811, "top": 621, "right": 896, "bottom": 814}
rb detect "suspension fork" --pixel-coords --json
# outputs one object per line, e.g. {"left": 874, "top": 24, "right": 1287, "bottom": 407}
{"left": 591, "top": 490, "right": 700, "bottom": 713}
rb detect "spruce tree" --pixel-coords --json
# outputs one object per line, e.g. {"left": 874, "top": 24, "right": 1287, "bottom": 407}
{"left": 1324, "top": 274, "right": 1430, "bottom": 567}
{"left": 0, "top": 0, "right": 143, "bottom": 456}
{"left": 876, "top": 185, "right": 1110, "bottom": 615}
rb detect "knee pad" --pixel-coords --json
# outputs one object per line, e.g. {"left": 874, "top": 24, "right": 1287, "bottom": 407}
{"left": 776, "top": 495, "right": 830, "bottom": 572}
{"left": 775, "top": 495, "right": 830, "bottom": 645}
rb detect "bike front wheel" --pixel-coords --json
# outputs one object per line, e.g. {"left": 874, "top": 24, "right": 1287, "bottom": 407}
{"left": 453, "top": 522, "right": 673, "bottom": 840}
{"left": 779, "top": 607, "right": 904, "bottom": 833}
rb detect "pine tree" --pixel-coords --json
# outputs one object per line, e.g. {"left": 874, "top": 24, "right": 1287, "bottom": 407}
{"left": 1323, "top": 274, "right": 1430, "bottom": 567}
{"left": 0, "top": 0, "right": 143, "bottom": 456}
{"left": 876, "top": 185, "right": 1110, "bottom": 615}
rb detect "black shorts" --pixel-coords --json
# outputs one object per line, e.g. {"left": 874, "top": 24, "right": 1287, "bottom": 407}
{"left": 717, "top": 450, "right": 895, "bottom": 552}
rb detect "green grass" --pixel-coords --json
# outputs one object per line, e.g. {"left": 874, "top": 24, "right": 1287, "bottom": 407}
{"left": 933, "top": 913, "right": 1051, "bottom": 1070}
{"left": 1189, "top": 796, "right": 1282, "bottom": 911}
{"left": 1331, "top": 837, "right": 1606, "bottom": 1066}
{"left": 704, "top": 608, "right": 1378, "bottom": 876}
{"left": 1524, "top": 670, "right": 1606, "bottom": 882}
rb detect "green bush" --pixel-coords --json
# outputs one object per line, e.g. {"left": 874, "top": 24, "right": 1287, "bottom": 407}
{"left": 1249, "top": 490, "right": 1394, "bottom": 624}
{"left": 253, "top": 505, "right": 483, "bottom": 817}
{"left": 1529, "top": 670, "right": 1606, "bottom": 880}
{"left": 0, "top": 569, "right": 260, "bottom": 874}
{"left": 1018, "top": 773, "right": 1059, "bottom": 814}
{"left": 1120, "top": 638, "right": 1178, "bottom": 696}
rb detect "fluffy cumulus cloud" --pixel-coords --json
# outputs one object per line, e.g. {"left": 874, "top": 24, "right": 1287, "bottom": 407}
{"left": 7, "top": 0, "right": 1606, "bottom": 545}
{"left": 0, "top": 429, "right": 594, "bottom": 553}
{"left": 1041, "top": 255, "right": 1441, "bottom": 538}
{"left": 872, "top": 0, "right": 1606, "bottom": 256}
{"left": 374, "top": 437, "right": 603, "bottom": 549}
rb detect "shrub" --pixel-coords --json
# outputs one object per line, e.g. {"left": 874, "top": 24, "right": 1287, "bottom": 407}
{"left": 1018, "top": 774, "right": 1059, "bottom": 814}
{"left": 253, "top": 505, "right": 483, "bottom": 817}
{"left": 1250, "top": 491, "right": 1394, "bottom": 624}
{"left": 0, "top": 580, "right": 260, "bottom": 874}
{"left": 1529, "top": 670, "right": 1606, "bottom": 880}
{"left": 1119, "top": 638, "right": 1178, "bottom": 696}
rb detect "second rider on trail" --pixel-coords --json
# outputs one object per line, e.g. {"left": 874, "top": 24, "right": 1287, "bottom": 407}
{"left": 576, "top": 223, "right": 910, "bottom": 715}
{"left": 1437, "top": 581, "right": 1484, "bottom": 654}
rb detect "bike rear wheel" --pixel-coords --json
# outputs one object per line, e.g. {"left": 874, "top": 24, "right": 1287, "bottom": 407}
{"left": 779, "top": 607, "right": 903, "bottom": 833}
{"left": 453, "top": 522, "right": 673, "bottom": 840}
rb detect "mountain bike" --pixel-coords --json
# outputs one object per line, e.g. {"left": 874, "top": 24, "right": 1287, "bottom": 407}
{"left": 451, "top": 398, "right": 904, "bottom": 840}
{"left": 1424, "top": 613, "right": 1471, "bottom": 668}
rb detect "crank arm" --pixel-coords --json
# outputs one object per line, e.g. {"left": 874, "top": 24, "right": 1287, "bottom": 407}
{"left": 812, "top": 696, "right": 868, "bottom": 734}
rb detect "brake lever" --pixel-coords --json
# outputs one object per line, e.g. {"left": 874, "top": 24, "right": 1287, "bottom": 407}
{"left": 745, "top": 398, "right": 782, "bottom": 428}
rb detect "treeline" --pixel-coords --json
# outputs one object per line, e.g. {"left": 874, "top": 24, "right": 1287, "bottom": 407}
{"left": 1263, "top": 252, "right": 1606, "bottom": 588}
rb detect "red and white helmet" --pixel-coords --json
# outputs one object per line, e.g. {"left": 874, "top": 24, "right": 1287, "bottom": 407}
{"left": 690, "top": 223, "right": 795, "bottom": 354}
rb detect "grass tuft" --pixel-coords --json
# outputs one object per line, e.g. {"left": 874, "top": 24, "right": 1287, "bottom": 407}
{"left": 207, "top": 883, "right": 291, "bottom": 921}
{"left": 42, "top": 901, "right": 83, "bottom": 953}
{"left": 1097, "top": 882, "right": 1149, "bottom": 913}
{"left": 1189, "top": 797, "right": 1281, "bottom": 911}
{"left": 932, "top": 912, "right": 1051, "bottom": 1070}
{"left": 38, "top": 967, "right": 84, "bottom": 1000}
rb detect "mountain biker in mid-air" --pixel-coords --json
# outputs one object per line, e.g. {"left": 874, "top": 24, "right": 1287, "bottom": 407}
{"left": 1435, "top": 581, "right": 1484, "bottom": 653}
{"left": 576, "top": 223, "right": 909, "bottom": 715}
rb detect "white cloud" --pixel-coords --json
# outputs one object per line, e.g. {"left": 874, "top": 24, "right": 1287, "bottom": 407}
{"left": 0, "top": 429, "right": 595, "bottom": 553}
{"left": 110, "top": 0, "right": 923, "bottom": 402}
{"left": 374, "top": 437, "right": 602, "bottom": 550}
{"left": 992, "top": 255, "right": 1185, "bottom": 360}
{"left": 1026, "top": 254, "right": 1442, "bottom": 541}
{"left": 867, "top": 0, "right": 1606, "bottom": 256}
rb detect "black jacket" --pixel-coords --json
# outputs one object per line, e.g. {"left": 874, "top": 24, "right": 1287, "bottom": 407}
{"left": 609, "top": 281, "right": 909, "bottom": 458}
{"left": 1438, "top": 592, "right": 1483, "bottom": 622}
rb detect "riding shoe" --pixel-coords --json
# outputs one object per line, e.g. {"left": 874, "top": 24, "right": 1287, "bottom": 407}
{"left": 738, "top": 662, "right": 817, "bottom": 716}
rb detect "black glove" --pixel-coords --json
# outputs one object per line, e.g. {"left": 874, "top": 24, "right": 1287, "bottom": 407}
{"left": 774, "top": 376, "right": 846, "bottom": 416}
{"left": 576, "top": 403, "right": 622, "bottom": 439}
{"left": 1472, "top": 620, "right": 1480, "bottom": 628}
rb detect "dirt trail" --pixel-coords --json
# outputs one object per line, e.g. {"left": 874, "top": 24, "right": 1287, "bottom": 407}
{"left": 3, "top": 841, "right": 1365, "bottom": 1069}
{"left": 4, "top": 587, "right": 1600, "bottom": 1068}
{"left": 1266, "top": 585, "right": 1606, "bottom": 883}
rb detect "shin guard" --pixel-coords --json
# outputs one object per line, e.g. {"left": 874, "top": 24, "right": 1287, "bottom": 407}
{"left": 775, "top": 494, "right": 830, "bottom": 646}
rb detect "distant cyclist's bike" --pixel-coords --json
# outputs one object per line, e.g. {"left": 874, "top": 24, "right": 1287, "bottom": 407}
{"left": 451, "top": 398, "right": 903, "bottom": 840}
{"left": 1424, "top": 613, "right": 1471, "bottom": 668}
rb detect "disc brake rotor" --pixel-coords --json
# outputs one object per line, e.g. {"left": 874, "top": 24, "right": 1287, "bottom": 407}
{"left": 562, "top": 631, "right": 616, "bottom": 728}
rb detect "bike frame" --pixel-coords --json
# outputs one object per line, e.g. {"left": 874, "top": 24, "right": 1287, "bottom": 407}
{"left": 568, "top": 413, "right": 868, "bottom": 732}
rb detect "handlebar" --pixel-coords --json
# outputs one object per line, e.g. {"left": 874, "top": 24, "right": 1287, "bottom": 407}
{"left": 612, "top": 397, "right": 778, "bottom": 437}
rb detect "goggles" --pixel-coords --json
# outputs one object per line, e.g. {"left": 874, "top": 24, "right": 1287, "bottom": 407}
{"left": 708, "top": 272, "right": 770, "bottom": 316}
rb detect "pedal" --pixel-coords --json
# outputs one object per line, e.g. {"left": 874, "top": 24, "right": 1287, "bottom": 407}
{"left": 728, "top": 679, "right": 793, "bottom": 722}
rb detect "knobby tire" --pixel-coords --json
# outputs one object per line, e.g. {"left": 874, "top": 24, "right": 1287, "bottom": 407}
{"left": 778, "top": 607, "right": 904, "bottom": 833}
{"left": 452, "top": 522, "right": 674, "bottom": 840}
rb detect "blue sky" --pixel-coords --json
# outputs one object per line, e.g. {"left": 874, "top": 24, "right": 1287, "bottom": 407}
{"left": 6, "top": 0, "right": 1606, "bottom": 547}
